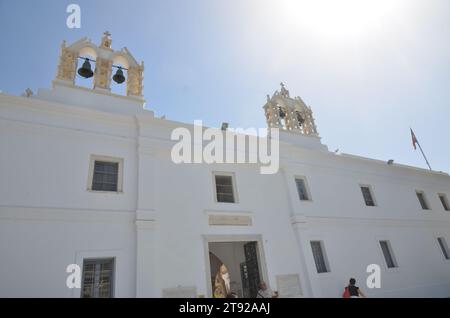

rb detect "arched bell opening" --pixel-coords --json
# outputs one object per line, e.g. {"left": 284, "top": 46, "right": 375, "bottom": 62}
{"left": 112, "top": 54, "right": 130, "bottom": 70}
{"left": 277, "top": 105, "right": 288, "bottom": 130}
{"left": 110, "top": 63, "right": 128, "bottom": 96}
{"left": 295, "top": 111, "right": 305, "bottom": 131}
{"left": 109, "top": 54, "right": 131, "bottom": 96}
{"left": 75, "top": 54, "right": 96, "bottom": 90}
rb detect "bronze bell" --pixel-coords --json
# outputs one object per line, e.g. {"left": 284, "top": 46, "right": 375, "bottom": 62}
{"left": 113, "top": 67, "right": 125, "bottom": 84}
{"left": 77, "top": 58, "right": 94, "bottom": 78}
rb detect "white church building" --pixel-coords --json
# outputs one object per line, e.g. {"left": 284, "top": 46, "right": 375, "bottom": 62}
{"left": 1, "top": 33, "right": 450, "bottom": 298}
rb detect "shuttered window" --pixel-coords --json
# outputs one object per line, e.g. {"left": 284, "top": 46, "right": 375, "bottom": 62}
{"left": 92, "top": 161, "right": 119, "bottom": 192}
{"left": 310, "top": 241, "right": 329, "bottom": 273}
{"left": 215, "top": 175, "right": 235, "bottom": 203}
{"left": 379, "top": 241, "right": 397, "bottom": 268}
{"left": 437, "top": 237, "right": 450, "bottom": 260}
{"left": 438, "top": 194, "right": 450, "bottom": 211}
{"left": 416, "top": 191, "right": 429, "bottom": 210}
{"left": 295, "top": 178, "right": 310, "bottom": 201}
{"left": 360, "top": 186, "right": 375, "bottom": 206}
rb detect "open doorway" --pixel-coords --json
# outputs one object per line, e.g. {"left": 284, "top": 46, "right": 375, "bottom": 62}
{"left": 208, "top": 241, "right": 265, "bottom": 298}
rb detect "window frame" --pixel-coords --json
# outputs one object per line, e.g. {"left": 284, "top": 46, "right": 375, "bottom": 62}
{"left": 436, "top": 237, "right": 450, "bottom": 261}
{"left": 87, "top": 155, "right": 124, "bottom": 193}
{"left": 415, "top": 190, "right": 430, "bottom": 210}
{"left": 438, "top": 193, "right": 450, "bottom": 211}
{"left": 80, "top": 257, "right": 115, "bottom": 298}
{"left": 309, "top": 240, "right": 330, "bottom": 274}
{"left": 359, "top": 184, "right": 376, "bottom": 207}
{"left": 212, "top": 172, "right": 238, "bottom": 204}
{"left": 379, "top": 240, "right": 398, "bottom": 269}
{"left": 295, "top": 176, "right": 312, "bottom": 202}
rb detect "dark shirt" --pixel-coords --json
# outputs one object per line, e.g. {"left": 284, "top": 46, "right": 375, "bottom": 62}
{"left": 348, "top": 285, "right": 359, "bottom": 297}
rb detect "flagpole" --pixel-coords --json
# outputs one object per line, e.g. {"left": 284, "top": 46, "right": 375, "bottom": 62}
{"left": 415, "top": 135, "right": 432, "bottom": 171}
{"left": 409, "top": 127, "right": 433, "bottom": 170}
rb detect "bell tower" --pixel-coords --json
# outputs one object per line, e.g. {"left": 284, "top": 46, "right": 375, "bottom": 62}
{"left": 264, "top": 83, "right": 318, "bottom": 136}
{"left": 54, "top": 32, "right": 144, "bottom": 99}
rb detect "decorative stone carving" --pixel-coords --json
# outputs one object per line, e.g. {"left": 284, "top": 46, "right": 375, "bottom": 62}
{"left": 93, "top": 57, "right": 112, "bottom": 90}
{"left": 100, "top": 31, "right": 113, "bottom": 50}
{"left": 263, "top": 83, "right": 319, "bottom": 136}
{"left": 264, "top": 98, "right": 282, "bottom": 129}
{"left": 280, "top": 82, "right": 290, "bottom": 98}
{"left": 127, "top": 63, "right": 144, "bottom": 97}
{"left": 54, "top": 33, "right": 145, "bottom": 98}
{"left": 276, "top": 274, "right": 303, "bottom": 297}
{"left": 56, "top": 41, "right": 78, "bottom": 83}
{"left": 208, "top": 214, "right": 252, "bottom": 226}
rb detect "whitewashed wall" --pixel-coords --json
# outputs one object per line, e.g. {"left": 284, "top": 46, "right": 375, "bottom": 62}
{"left": 0, "top": 84, "right": 449, "bottom": 298}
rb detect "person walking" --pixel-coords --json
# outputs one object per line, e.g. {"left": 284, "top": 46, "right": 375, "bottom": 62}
{"left": 343, "top": 278, "right": 367, "bottom": 298}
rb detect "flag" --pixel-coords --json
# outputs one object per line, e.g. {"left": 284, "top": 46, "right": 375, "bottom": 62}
{"left": 410, "top": 128, "right": 418, "bottom": 150}
{"left": 410, "top": 128, "right": 432, "bottom": 170}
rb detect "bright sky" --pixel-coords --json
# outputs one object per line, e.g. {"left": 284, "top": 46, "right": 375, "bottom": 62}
{"left": 1, "top": 0, "right": 449, "bottom": 172}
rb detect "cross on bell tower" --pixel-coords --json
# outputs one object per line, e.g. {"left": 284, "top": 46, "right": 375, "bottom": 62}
{"left": 280, "top": 82, "right": 289, "bottom": 98}
{"left": 100, "top": 31, "right": 112, "bottom": 49}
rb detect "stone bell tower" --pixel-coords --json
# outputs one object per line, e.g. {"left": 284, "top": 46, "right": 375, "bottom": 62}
{"left": 264, "top": 83, "right": 318, "bottom": 136}
{"left": 54, "top": 31, "right": 144, "bottom": 99}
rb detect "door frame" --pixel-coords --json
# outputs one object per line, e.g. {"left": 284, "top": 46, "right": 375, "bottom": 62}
{"left": 202, "top": 234, "right": 269, "bottom": 298}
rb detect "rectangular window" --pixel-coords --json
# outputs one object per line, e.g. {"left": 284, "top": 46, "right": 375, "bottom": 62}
{"left": 214, "top": 174, "right": 236, "bottom": 203}
{"left": 92, "top": 161, "right": 118, "bottom": 191}
{"left": 88, "top": 155, "right": 123, "bottom": 192}
{"left": 438, "top": 194, "right": 450, "bottom": 211}
{"left": 360, "top": 186, "right": 375, "bottom": 206}
{"left": 379, "top": 240, "right": 397, "bottom": 268}
{"left": 310, "top": 241, "right": 329, "bottom": 273}
{"left": 437, "top": 237, "right": 450, "bottom": 260}
{"left": 295, "top": 178, "right": 310, "bottom": 201}
{"left": 81, "top": 258, "right": 115, "bottom": 298}
{"left": 416, "top": 191, "right": 429, "bottom": 210}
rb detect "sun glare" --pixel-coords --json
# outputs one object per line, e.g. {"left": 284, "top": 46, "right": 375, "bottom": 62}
{"left": 281, "top": 0, "right": 401, "bottom": 39}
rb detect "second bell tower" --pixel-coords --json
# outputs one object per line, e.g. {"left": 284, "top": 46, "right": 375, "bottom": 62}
{"left": 263, "top": 83, "right": 318, "bottom": 136}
